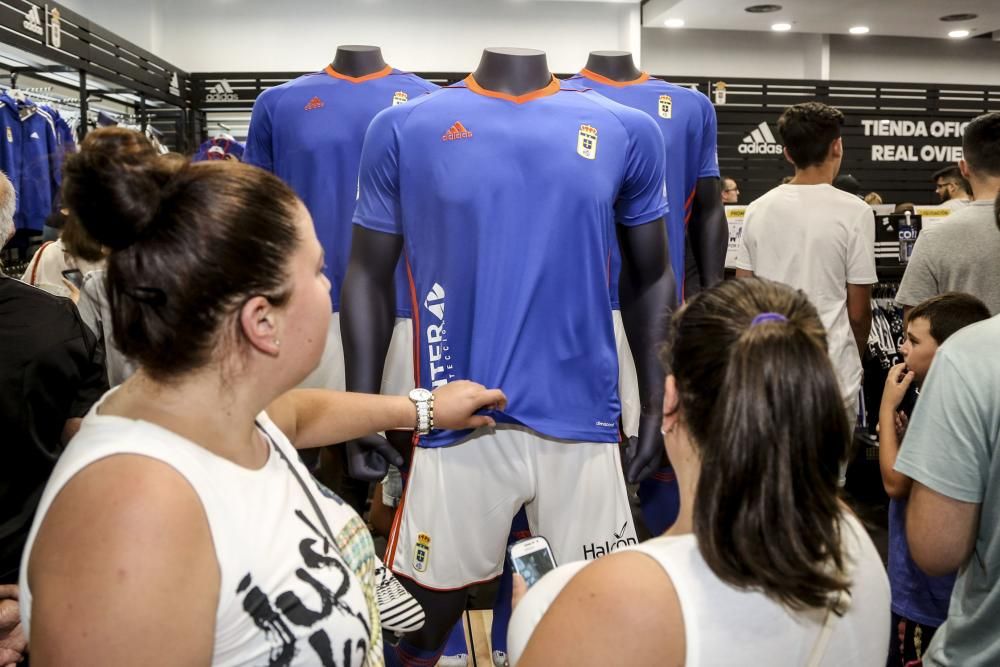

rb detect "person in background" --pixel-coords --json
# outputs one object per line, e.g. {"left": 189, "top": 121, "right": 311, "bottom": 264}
{"left": 507, "top": 278, "right": 890, "bottom": 666}
{"left": 735, "top": 102, "right": 876, "bottom": 464}
{"left": 21, "top": 210, "right": 105, "bottom": 299}
{"left": 878, "top": 292, "right": 990, "bottom": 666}
{"left": 932, "top": 165, "right": 971, "bottom": 211}
{"left": 0, "top": 169, "right": 109, "bottom": 666}
{"left": 897, "top": 112, "right": 1000, "bottom": 316}
{"left": 892, "top": 271, "right": 1000, "bottom": 664}
{"left": 834, "top": 173, "right": 863, "bottom": 197}
{"left": 721, "top": 176, "right": 739, "bottom": 204}
{"left": 865, "top": 192, "right": 884, "bottom": 206}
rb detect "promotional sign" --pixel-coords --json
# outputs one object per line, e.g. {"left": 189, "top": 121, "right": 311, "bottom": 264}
{"left": 724, "top": 205, "right": 746, "bottom": 269}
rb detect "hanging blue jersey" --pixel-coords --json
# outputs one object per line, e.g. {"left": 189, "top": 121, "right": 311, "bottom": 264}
{"left": 0, "top": 95, "right": 60, "bottom": 232}
{"left": 244, "top": 66, "right": 437, "bottom": 314}
{"left": 564, "top": 71, "right": 719, "bottom": 302}
{"left": 354, "top": 77, "right": 668, "bottom": 447}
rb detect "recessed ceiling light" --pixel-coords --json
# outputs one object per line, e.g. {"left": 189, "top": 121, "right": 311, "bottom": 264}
{"left": 940, "top": 13, "right": 977, "bottom": 22}
{"left": 849, "top": 26, "right": 870, "bottom": 34}
{"left": 664, "top": 18, "right": 685, "bottom": 28}
{"left": 771, "top": 22, "right": 792, "bottom": 31}
{"left": 948, "top": 29, "right": 971, "bottom": 38}
{"left": 745, "top": 4, "right": 782, "bottom": 13}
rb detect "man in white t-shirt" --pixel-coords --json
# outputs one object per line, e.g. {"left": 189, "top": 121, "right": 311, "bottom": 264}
{"left": 735, "top": 101, "right": 877, "bottom": 424}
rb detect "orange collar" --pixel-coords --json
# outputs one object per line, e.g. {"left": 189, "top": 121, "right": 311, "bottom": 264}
{"left": 324, "top": 64, "right": 392, "bottom": 83}
{"left": 463, "top": 74, "right": 561, "bottom": 104}
{"left": 579, "top": 69, "right": 650, "bottom": 87}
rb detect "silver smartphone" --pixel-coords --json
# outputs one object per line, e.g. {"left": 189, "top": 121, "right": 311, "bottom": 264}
{"left": 508, "top": 536, "right": 557, "bottom": 588}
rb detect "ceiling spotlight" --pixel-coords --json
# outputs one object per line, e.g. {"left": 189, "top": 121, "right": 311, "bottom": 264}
{"left": 664, "top": 18, "right": 685, "bottom": 28}
{"left": 940, "top": 13, "right": 977, "bottom": 22}
{"left": 745, "top": 4, "right": 782, "bottom": 13}
{"left": 948, "top": 29, "right": 971, "bottom": 38}
{"left": 849, "top": 26, "right": 870, "bottom": 34}
{"left": 771, "top": 22, "right": 792, "bottom": 31}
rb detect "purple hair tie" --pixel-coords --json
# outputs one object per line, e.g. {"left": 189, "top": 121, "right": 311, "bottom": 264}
{"left": 751, "top": 312, "right": 788, "bottom": 326}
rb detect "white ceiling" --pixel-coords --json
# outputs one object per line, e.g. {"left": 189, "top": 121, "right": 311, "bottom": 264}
{"left": 643, "top": 0, "right": 1000, "bottom": 39}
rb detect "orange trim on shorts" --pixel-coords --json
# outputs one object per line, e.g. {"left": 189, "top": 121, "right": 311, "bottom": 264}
{"left": 389, "top": 565, "right": 502, "bottom": 592}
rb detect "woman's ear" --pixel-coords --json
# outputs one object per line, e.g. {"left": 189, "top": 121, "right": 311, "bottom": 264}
{"left": 662, "top": 375, "right": 681, "bottom": 434}
{"left": 240, "top": 295, "right": 281, "bottom": 356}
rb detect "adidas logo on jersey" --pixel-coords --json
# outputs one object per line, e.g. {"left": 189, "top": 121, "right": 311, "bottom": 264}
{"left": 304, "top": 96, "right": 325, "bottom": 111}
{"left": 29, "top": 131, "right": 39, "bottom": 140}
{"left": 442, "top": 121, "right": 472, "bottom": 141}
{"left": 205, "top": 79, "right": 239, "bottom": 102}
{"left": 739, "top": 122, "right": 783, "bottom": 155}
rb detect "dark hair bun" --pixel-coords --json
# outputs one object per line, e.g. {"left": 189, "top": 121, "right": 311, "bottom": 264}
{"left": 62, "top": 128, "right": 183, "bottom": 251}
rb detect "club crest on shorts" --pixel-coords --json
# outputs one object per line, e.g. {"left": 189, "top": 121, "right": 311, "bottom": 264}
{"left": 658, "top": 94, "right": 673, "bottom": 119}
{"left": 413, "top": 532, "right": 431, "bottom": 572}
{"left": 392, "top": 91, "right": 409, "bottom": 106}
{"left": 577, "top": 124, "right": 598, "bottom": 160}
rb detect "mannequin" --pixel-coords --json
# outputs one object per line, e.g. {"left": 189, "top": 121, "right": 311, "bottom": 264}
{"left": 341, "top": 47, "right": 674, "bottom": 659}
{"left": 581, "top": 50, "right": 727, "bottom": 289}
{"left": 330, "top": 44, "right": 388, "bottom": 77}
{"left": 584, "top": 50, "right": 642, "bottom": 82}
{"left": 572, "top": 50, "right": 727, "bottom": 536}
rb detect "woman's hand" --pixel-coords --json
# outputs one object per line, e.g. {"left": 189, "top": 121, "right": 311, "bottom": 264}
{"left": 432, "top": 381, "right": 507, "bottom": 431}
{"left": 880, "top": 363, "right": 914, "bottom": 416}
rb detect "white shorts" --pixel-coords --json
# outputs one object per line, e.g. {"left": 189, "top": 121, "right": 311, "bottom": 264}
{"left": 299, "top": 314, "right": 414, "bottom": 396}
{"left": 614, "top": 310, "right": 640, "bottom": 439}
{"left": 387, "top": 424, "right": 637, "bottom": 590}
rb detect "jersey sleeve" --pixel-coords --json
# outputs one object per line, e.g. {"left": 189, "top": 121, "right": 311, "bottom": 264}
{"left": 846, "top": 206, "right": 877, "bottom": 285}
{"left": 353, "top": 107, "right": 403, "bottom": 235}
{"left": 697, "top": 94, "right": 721, "bottom": 179}
{"left": 615, "top": 110, "right": 669, "bottom": 227}
{"left": 894, "top": 349, "right": 990, "bottom": 503}
{"left": 244, "top": 91, "right": 275, "bottom": 172}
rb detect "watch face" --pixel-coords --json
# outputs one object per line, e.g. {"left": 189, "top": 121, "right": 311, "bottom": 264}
{"left": 410, "top": 388, "right": 433, "bottom": 402}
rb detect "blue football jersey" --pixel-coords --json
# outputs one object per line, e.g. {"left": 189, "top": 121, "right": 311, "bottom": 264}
{"left": 564, "top": 71, "right": 720, "bottom": 302}
{"left": 0, "top": 95, "right": 60, "bottom": 232}
{"left": 244, "top": 66, "right": 437, "bottom": 314}
{"left": 354, "top": 77, "right": 668, "bottom": 447}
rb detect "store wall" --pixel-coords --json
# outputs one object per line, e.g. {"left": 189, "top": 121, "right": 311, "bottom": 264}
{"left": 643, "top": 28, "right": 1000, "bottom": 86}
{"left": 145, "top": 0, "right": 639, "bottom": 74}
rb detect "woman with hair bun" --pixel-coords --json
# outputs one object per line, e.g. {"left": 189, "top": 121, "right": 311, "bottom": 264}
{"left": 19, "top": 128, "right": 506, "bottom": 666}
{"left": 508, "top": 277, "right": 890, "bottom": 666}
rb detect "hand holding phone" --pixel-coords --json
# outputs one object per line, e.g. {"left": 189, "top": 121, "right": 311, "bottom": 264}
{"left": 508, "top": 536, "right": 556, "bottom": 589}
{"left": 61, "top": 268, "right": 84, "bottom": 288}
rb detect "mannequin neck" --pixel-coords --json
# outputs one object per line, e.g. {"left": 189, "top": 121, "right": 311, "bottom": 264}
{"left": 330, "top": 45, "right": 387, "bottom": 78}
{"left": 472, "top": 48, "right": 552, "bottom": 96}
{"left": 583, "top": 51, "right": 643, "bottom": 82}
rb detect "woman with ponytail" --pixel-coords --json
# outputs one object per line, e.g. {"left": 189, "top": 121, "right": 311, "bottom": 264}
{"left": 508, "top": 277, "right": 889, "bottom": 666}
{"left": 19, "top": 128, "right": 506, "bottom": 666}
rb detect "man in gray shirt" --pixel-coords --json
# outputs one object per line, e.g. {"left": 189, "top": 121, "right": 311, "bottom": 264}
{"left": 897, "top": 112, "right": 1000, "bottom": 315}
{"left": 895, "top": 307, "right": 1000, "bottom": 666}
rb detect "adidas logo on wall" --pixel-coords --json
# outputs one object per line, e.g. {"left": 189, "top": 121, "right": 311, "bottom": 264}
{"left": 739, "top": 122, "right": 783, "bottom": 155}
{"left": 205, "top": 80, "right": 239, "bottom": 102}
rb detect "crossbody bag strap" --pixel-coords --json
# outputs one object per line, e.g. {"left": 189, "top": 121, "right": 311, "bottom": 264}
{"left": 255, "top": 420, "right": 340, "bottom": 550}
{"left": 806, "top": 590, "right": 852, "bottom": 667}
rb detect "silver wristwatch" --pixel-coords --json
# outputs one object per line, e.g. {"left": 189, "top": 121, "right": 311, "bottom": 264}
{"left": 408, "top": 388, "right": 435, "bottom": 435}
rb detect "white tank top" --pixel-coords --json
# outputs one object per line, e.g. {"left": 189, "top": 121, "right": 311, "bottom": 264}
{"left": 20, "top": 403, "right": 383, "bottom": 667}
{"left": 508, "top": 513, "right": 889, "bottom": 666}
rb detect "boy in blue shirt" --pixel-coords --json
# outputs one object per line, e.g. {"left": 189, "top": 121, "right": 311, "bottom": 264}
{"left": 878, "top": 292, "right": 990, "bottom": 665}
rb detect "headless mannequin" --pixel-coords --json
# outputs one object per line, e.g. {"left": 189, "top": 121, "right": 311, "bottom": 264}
{"left": 330, "top": 44, "right": 387, "bottom": 77}
{"left": 583, "top": 51, "right": 728, "bottom": 290}
{"left": 341, "top": 47, "right": 674, "bottom": 654}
